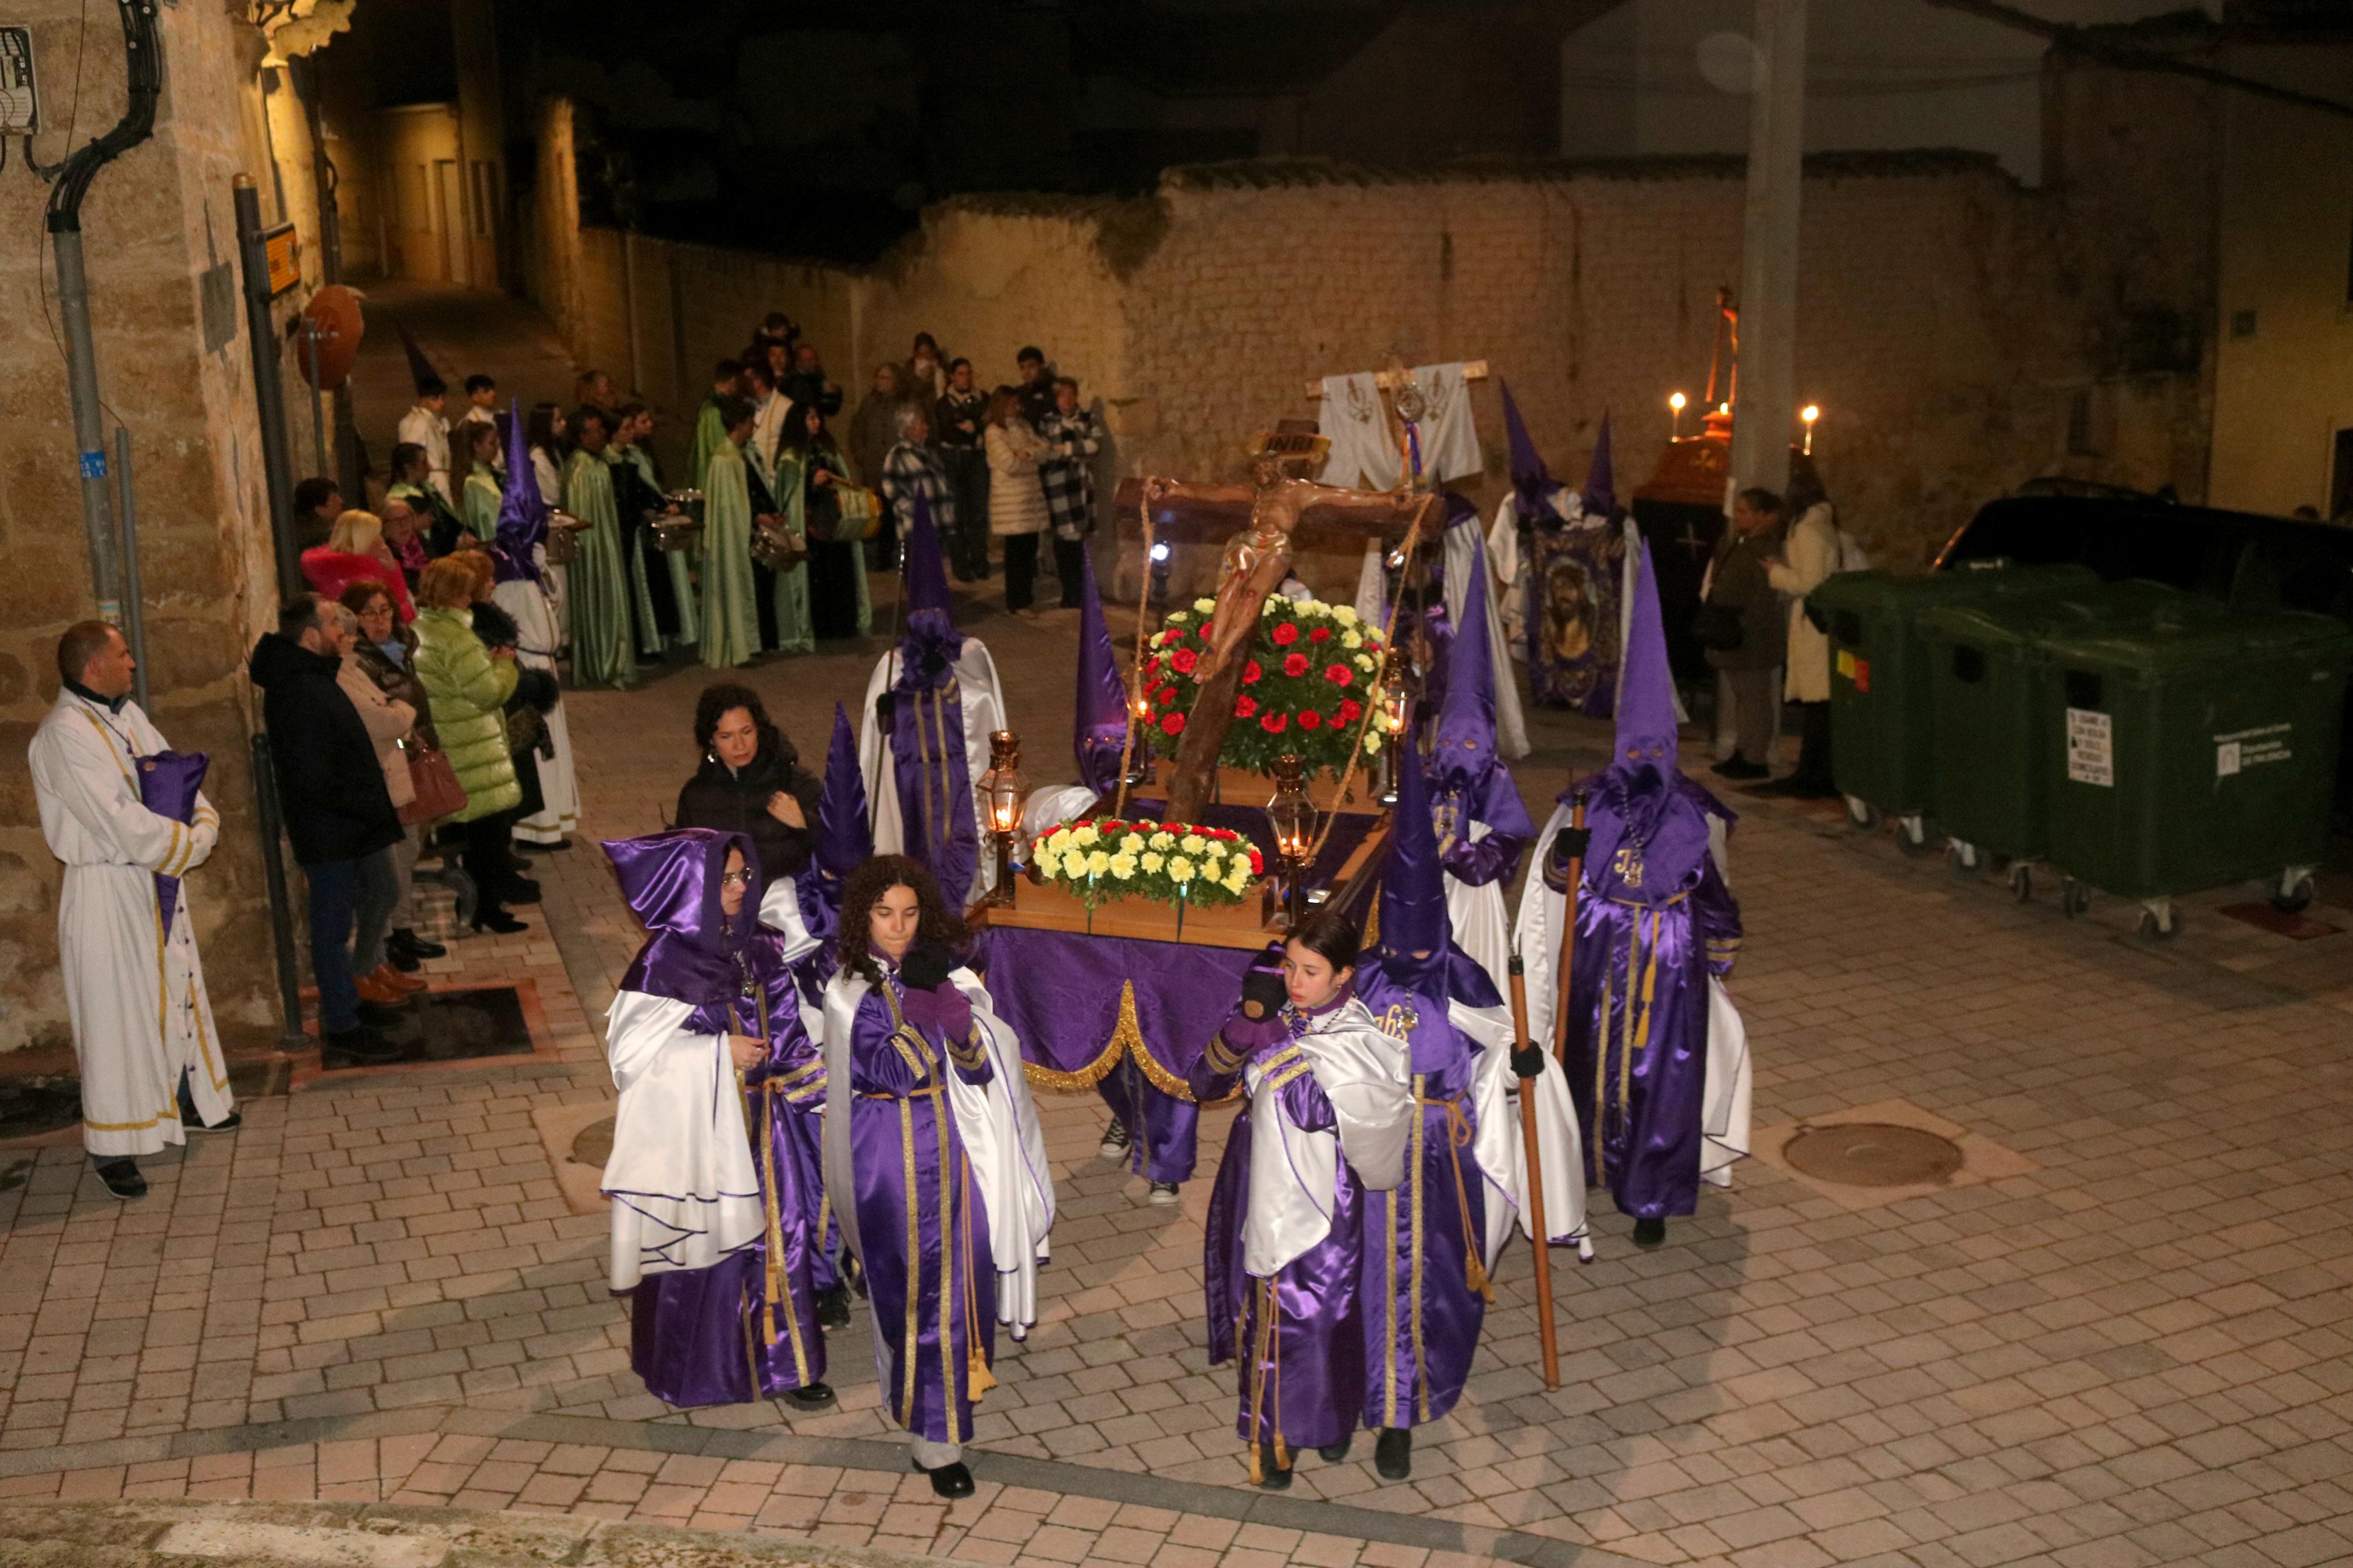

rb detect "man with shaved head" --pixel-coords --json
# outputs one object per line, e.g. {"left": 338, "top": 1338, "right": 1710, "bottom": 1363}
{"left": 29, "top": 620, "right": 236, "bottom": 1200}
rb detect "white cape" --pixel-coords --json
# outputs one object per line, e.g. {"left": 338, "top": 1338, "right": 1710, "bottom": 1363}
{"left": 1452, "top": 1000, "right": 1593, "bottom": 1270}
{"left": 495, "top": 576, "right": 580, "bottom": 845}
{"left": 601, "top": 990, "right": 764, "bottom": 1292}
{"left": 1512, "top": 801, "right": 1750, "bottom": 1189}
{"left": 858, "top": 638, "right": 1007, "bottom": 906}
{"left": 1441, "top": 514, "right": 1529, "bottom": 760}
{"left": 819, "top": 968, "right": 1055, "bottom": 1338}
{"left": 1241, "top": 1000, "right": 1411, "bottom": 1279}
{"left": 1444, "top": 820, "right": 1513, "bottom": 1003}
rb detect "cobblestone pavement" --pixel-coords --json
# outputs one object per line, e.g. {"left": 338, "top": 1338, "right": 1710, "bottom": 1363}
{"left": 5, "top": 289, "right": 2353, "bottom": 1568}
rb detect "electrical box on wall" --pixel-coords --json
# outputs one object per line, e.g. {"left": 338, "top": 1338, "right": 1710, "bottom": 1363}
{"left": 0, "top": 26, "right": 39, "bottom": 134}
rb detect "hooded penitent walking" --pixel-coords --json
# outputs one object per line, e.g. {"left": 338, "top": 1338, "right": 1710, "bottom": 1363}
{"left": 599, "top": 829, "right": 833, "bottom": 1411}
{"left": 1513, "top": 545, "right": 1751, "bottom": 1247}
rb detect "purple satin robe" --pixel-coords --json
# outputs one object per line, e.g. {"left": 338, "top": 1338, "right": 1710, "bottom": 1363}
{"left": 1564, "top": 855, "right": 1740, "bottom": 1218}
{"left": 1434, "top": 763, "right": 1534, "bottom": 888}
{"left": 627, "top": 929, "right": 829, "bottom": 1406}
{"left": 887, "top": 668, "right": 976, "bottom": 908}
{"left": 843, "top": 976, "right": 996, "bottom": 1444}
{"left": 1351, "top": 963, "right": 1487, "bottom": 1432}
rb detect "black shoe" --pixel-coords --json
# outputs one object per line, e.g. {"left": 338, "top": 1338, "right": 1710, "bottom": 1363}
{"left": 783, "top": 1381, "right": 836, "bottom": 1411}
{"left": 911, "top": 1458, "right": 974, "bottom": 1499}
{"left": 1712, "top": 754, "right": 1769, "bottom": 781}
{"left": 322, "top": 1026, "right": 402, "bottom": 1066}
{"left": 391, "top": 928, "right": 448, "bottom": 961}
{"left": 190, "top": 1112, "right": 242, "bottom": 1134}
{"left": 356, "top": 1000, "right": 409, "bottom": 1028}
{"left": 95, "top": 1160, "right": 146, "bottom": 1200}
{"left": 1254, "top": 1445, "right": 1293, "bottom": 1489}
{"left": 470, "top": 909, "right": 528, "bottom": 935}
{"left": 815, "top": 1286, "right": 851, "bottom": 1329}
{"left": 1632, "top": 1216, "right": 1667, "bottom": 1247}
{"left": 385, "top": 945, "right": 423, "bottom": 974}
{"left": 1317, "top": 1436, "right": 1352, "bottom": 1463}
{"left": 1374, "top": 1427, "right": 1412, "bottom": 1480}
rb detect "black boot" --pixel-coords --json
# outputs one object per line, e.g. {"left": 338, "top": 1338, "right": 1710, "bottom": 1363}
{"left": 1632, "top": 1216, "right": 1667, "bottom": 1247}
{"left": 815, "top": 1286, "right": 851, "bottom": 1329}
{"left": 1316, "top": 1435, "right": 1353, "bottom": 1463}
{"left": 1374, "top": 1427, "right": 1412, "bottom": 1480}
{"left": 783, "top": 1381, "right": 836, "bottom": 1412}
{"left": 1254, "top": 1444, "right": 1292, "bottom": 1490}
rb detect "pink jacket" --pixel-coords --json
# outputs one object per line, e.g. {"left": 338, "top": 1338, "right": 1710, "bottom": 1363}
{"left": 300, "top": 549, "right": 415, "bottom": 623}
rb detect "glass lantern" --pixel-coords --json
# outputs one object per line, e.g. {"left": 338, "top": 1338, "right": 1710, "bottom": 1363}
{"left": 1264, "top": 753, "right": 1318, "bottom": 928}
{"left": 977, "top": 730, "right": 1030, "bottom": 907}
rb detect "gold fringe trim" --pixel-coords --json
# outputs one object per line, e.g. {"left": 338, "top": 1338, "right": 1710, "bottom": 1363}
{"left": 1018, "top": 979, "right": 1242, "bottom": 1104}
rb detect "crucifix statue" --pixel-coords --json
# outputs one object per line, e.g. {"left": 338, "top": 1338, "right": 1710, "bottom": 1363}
{"left": 1131, "top": 433, "right": 1437, "bottom": 826}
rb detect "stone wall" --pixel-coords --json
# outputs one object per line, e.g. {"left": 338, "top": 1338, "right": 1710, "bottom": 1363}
{"left": 0, "top": 0, "right": 308, "bottom": 1053}
{"left": 524, "top": 87, "right": 2214, "bottom": 596}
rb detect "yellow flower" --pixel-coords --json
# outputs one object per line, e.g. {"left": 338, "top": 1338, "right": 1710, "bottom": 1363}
{"left": 1034, "top": 851, "right": 1061, "bottom": 879}
{"left": 1120, "top": 833, "right": 1145, "bottom": 853}
{"left": 1168, "top": 611, "right": 1191, "bottom": 624}
{"left": 1109, "top": 853, "right": 1137, "bottom": 880}
{"left": 1073, "top": 825, "right": 1100, "bottom": 847}
{"left": 1354, "top": 653, "right": 1376, "bottom": 671}
{"left": 1167, "top": 855, "right": 1195, "bottom": 883}
{"left": 1179, "top": 833, "right": 1206, "bottom": 854}
{"left": 1087, "top": 850, "right": 1111, "bottom": 876}
{"left": 1046, "top": 828, "right": 1072, "bottom": 852}
{"left": 1333, "top": 606, "right": 1360, "bottom": 626}
{"left": 1140, "top": 851, "right": 1165, "bottom": 873}
{"left": 1342, "top": 630, "right": 1364, "bottom": 650}
{"left": 1148, "top": 831, "right": 1175, "bottom": 851}
{"left": 1193, "top": 597, "right": 1217, "bottom": 614}
{"left": 1363, "top": 731, "right": 1383, "bottom": 754}
{"left": 1224, "top": 865, "right": 1251, "bottom": 893}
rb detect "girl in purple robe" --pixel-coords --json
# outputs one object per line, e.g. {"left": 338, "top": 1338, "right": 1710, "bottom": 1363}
{"left": 1193, "top": 912, "right": 1411, "bottom": 1491}
{"left": 598, "top": 829, "right": 833, "bottom": 1413}
{"left": 820, "top": 855, "right": 998, "bottom": 1501}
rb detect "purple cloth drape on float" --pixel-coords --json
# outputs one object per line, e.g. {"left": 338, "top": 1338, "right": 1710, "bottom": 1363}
{"left": 977, "top": 927, "right": 1256, "bottom": 1088}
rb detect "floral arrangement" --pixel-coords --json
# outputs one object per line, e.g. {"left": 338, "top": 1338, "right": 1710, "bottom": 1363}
{"left": 1137, "top": 597, "right": 1395, "bottom": 778}
{"left": 1030, "top": 819, "right": 1266, "bottom": 910}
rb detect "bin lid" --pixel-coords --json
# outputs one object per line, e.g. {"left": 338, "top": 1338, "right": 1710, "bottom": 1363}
{"left": 2039, "top": 607, "right": 2353, "bottom": 676}
{"left": 1921, "top": 578, "right": 2198, "bottom": 645}
{"left": 1808, "top": 560, "right": 2098, "bottom": 614}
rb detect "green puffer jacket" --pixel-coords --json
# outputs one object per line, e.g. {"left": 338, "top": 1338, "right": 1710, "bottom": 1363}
{"left": 412, "top": 606, "right": 521, "bottom": 823}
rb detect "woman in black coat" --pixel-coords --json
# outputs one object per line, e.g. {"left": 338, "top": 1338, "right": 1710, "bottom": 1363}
{"left": 675, "top": 682, "right": 821, "bottom": 887}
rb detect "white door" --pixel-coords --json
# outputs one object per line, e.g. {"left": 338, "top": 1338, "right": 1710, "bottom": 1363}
{"left": 434, "top": 159, "right": 468, "bottom": 286}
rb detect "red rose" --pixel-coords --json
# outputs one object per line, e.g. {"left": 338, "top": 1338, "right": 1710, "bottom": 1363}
{"left": 1308, "top": 625, "right": 1331, "bottom": 643}
{"left": 1283, "top": 652, "right": 1309, "bottom": 678}
{"left": 1299, "top": 710, "right": 1323, "bottom": 731}
{"left": 1171, "top": 648, "right": 1199, "bottom": 675}
{"left": 1158, "top": 688, "right": 1176, "bottom": 707}
{"left": 1234, "top": 694, "right": 1258, "bottom": 719}
{"left": 1242, "top": 660, "right": 1262, "bottom": 684}
{"left": 1201, "top": 625, "right": 1216, "bottom": 643}
{"left": 1339, "top": 698, "right": 1363, "bottom": 724}
{"left": 1270, "top": 623, "right": 1300, "bottom": 646}
{"left": 1160, "top": 713, "right": 1185, "bottom": 736}
{"left": 1325, "top": 663, "right": 1352, "bottom": 687}
{"left": 1248, "top": 850, "right": 1265, "bottom": 874}
{"left": 1143, "top": 655, "right": 1162, "bottom": 677}
{"left": 1260, "top": 712, "right": 1289, "bottom": 734}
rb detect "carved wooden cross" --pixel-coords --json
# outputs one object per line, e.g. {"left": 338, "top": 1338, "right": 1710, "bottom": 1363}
{"left": 1116, "top": 457, "right": 1436, "bottom": 826}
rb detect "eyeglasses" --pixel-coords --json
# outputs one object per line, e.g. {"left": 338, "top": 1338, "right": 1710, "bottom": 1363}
{"left": 718, "top": 870, "right": 756, "bottom": 888}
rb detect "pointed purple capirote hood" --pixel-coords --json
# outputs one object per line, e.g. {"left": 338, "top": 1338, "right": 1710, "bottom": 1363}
{"left": 494, "top": 397, "right": 545, "bottom": 582}
{"left": 1501, "top": 379, "right": 1547, "bottom": 490}
{"left": 1582, "top": 412, "right": 1616, "bottom": 517}
{"left": 1614, "top": 540, "right": 1676, "bottom": 773}
{"left": 815, "top": 702, "right": 872, "bottom": 884}
{"left": 1073, "top": 549, "right": 1128, "bottom": 797}
{"left": 899, "top": 491, "right": 963, "bottom": 666}
{"left": 1379, "top": 708, "right": 1451, "bottom": 998}
{"left": 1432, "top": 530, "right": 1499, "bottom": 791}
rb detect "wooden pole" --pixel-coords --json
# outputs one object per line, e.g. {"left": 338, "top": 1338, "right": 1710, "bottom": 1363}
{"left": 1507, "top": 954, "right": 1560, "bottom": 1392}
{"left": 1550, "top": 790, "right": 1589, "bottom": 1068}
{"left": 1113, "top": 488, "right": 1155, "bottom": 819}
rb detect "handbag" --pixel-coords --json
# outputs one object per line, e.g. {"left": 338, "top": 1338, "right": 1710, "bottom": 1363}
{"left": 399, "top": 738, "right": 467, "bottom": 826}
{"left": 1690, "top": 603, "right": 1746, "bottom": 652}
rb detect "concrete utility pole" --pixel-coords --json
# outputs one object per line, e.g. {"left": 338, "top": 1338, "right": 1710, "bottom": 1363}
{"left": 1729, "top": 0, "right": 1808, "bottom": 503}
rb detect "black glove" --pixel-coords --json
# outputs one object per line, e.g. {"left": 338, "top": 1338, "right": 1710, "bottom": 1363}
{"left": 874, "top": 691, "right": 897, "bottom": 727}
{"left": 899, "top": 941, "right": 955, "bottom": 993}
{"left": 1541, "top": 826, "right": 1591, "bottom": 892}
{"left": 1510, "top": 1044, "right": 1548, "bottom": 1081}
{"left": 1238, "top": 968, "right": 1287, "bottom": 1023}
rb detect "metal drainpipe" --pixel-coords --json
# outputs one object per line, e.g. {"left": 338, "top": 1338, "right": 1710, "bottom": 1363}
{"left": 234, "top": 175, "right": 304, "bottom": 602}
{"left": 38, "top": 0, "right": 161, "bottom": 627}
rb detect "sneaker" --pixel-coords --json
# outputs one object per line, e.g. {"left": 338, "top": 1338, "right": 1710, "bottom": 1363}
{"left": 1099, "top": 1119, "right": 1131, "bottom": 1160}
{"left": 95, "top": 1160, "right": 147, "bottom": 1200}
{"left": 1147, "top": 1181, "right": 1181, "bottom": 1206}
{"left": 189, "top": 1112, "right": 242, "bottom": 1134}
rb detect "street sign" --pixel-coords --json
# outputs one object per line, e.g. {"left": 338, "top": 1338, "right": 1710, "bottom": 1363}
{"left": 262, "top": 223, "right": 301, "bottom": 298}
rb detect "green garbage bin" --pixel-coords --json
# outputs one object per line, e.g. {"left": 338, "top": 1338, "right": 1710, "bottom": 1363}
{"left": 1919, "top": 580, "right": 2194, "bottom": 897}
{"left": 2039, "top": 608, "right": 2353, "bottom": 936}
{"left": 1809, "top": 561, "right": 2099, "bottom": 845}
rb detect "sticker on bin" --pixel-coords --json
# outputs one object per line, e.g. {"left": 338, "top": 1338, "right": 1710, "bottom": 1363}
{"left": 2065, "top": 707, "right": 2113, "bottom": 787}
{"left": 1835, "top": 650, "right": 1869, "bottom": 692}
{"left": 2215, "top": 723, "right": 2291, "bottom": 779}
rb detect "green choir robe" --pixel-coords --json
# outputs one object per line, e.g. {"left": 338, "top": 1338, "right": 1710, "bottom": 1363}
{"left": 462, "top": 469, "right": 502, "bottom": 543}
{"left": 775, "top": 449, "right": 872, "bottom": 642}
{"left": 563, "top": 448, "right": 635, "bottom": 689}
{"left": 750, "top": 439, "right": 814, "bottom": 655}
{"left": 619, "top": 445, "right": 700, "bottom": 650}
{"left": 690, "top": 396, "right": 729, "bottom": 492}
{"left": 700, "top": 441, "right": 761, "bottom": 669}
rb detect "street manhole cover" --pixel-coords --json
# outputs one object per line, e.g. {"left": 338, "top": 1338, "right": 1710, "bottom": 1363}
{"left": 571, "top": 1116, "right": 615, "bottom": 1168}
{"left": 1783, "top": 1122, "right": 1964, "bottom": 1187}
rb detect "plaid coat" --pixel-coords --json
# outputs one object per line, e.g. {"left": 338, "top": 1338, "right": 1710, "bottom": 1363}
{"left": 1037, "top": 407, "right": 1102, "bottom": 541}
{"left": 879, "top": 440, "right": 955, "bottom": 538}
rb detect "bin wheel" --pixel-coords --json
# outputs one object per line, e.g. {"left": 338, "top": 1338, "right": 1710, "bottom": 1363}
{"left": 1895, "top": 816, "right": 1934, "bottom": 857}
{"left": 2272, "top": 871, "right": 2316, "bottom": 915}
{"left": 1845, "top": 797, "right": 1879, "bottom": 832}
{"left": 2061, "top": 879, "right": 2092, "bottom": 918}
{"left": 1946, "top": 841, "right": 1979, "bottom": 877}
{"left": 2138, "top": 904, "right": 2180, "bottom": 941}
{"left": 2009, "top": 863, "right": 2033, "bottom": 903}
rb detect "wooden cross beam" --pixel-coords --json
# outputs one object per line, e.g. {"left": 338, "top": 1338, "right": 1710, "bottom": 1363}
{"left": 1301, "top": 358, "right": 1488, "bottom": 399}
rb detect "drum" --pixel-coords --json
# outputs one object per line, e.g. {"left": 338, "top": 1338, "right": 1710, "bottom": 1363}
{"left": 751, "top": 518, "right": 808, "bottom": 571}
